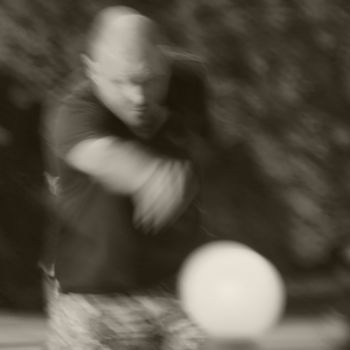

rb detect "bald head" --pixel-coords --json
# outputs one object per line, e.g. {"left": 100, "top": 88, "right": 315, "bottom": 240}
{"left": 87, "top": 6, "right": 162, "bottom": 60}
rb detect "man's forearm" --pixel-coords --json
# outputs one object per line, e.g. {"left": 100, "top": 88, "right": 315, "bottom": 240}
{"left": 66, "top": 136, "right": 162, "bottom": 194}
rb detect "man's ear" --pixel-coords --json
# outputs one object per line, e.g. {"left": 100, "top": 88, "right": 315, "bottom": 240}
{"left": 81, "top": 54, "right": 96, "bottom": 80}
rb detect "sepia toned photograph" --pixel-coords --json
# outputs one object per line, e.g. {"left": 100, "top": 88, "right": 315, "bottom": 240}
{"left": 0, "top": 1, "right": 349, "bottom": 349}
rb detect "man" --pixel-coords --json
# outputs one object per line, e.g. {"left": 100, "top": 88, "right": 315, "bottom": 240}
{"left": 44, "top": 6, "right": 210, "bottom": 350}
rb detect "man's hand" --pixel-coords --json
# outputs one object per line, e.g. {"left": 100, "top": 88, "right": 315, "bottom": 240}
{"left": 133, "top": 159, "right": 198, "bottom": 233}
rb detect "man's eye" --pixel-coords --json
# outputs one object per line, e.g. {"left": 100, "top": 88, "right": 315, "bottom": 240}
{"left": 111, "top": 79, "right": 123, "bottom": 85}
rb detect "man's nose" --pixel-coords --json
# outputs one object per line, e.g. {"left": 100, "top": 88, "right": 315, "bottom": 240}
{"left": 129, "top": 84, "right": 146, "bottom": 108}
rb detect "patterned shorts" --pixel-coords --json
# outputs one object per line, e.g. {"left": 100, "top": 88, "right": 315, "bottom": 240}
{"left": 45, "top": 280, "right": 206, "bottom": 350}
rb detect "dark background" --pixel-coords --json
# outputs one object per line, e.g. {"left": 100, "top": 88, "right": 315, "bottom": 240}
{"left": 1, "top": 0, "right": 350, "bottom": 310}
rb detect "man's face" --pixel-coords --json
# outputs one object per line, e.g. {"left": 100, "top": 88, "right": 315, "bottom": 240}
{"left": 87, "top": 36, "right": 170, "bottom": 136}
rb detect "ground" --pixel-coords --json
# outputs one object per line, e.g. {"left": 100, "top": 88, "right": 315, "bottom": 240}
{"left": 0, "top": 272, "right": 350, "bottom": 350}
{"left": 0, "top": 285, "right": 349, "bottom": 350}
{"left": 0, "top": 312, "right": 348, "bottom": 349}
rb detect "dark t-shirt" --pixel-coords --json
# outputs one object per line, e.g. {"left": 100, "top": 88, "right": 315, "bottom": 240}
{"left": 44, "top": 58, "right": 208, "bottom": 293}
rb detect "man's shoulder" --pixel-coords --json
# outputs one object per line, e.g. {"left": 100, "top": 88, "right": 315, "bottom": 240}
{"left": 166, "top": 48, "right": 206, "bottom": 83}
{"left": 163, "top": 49, "right": 210, "bottom": 138}
{"left": 165, "top": 48, "right": 207, "bottom": 97}
{"left": 61, "top": 79, "right": 97, "bottom": 109}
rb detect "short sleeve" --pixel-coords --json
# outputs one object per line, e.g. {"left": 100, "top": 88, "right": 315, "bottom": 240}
{"left": 45, "top": 87, "right": 111, "bottom": 159}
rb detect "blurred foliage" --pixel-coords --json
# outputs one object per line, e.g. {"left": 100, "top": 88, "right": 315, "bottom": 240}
{"left": 176, "top": 0, "right": 350, "bottom": 268}
{"left": 1, "top": 0, "right": 350, "bottom": 308}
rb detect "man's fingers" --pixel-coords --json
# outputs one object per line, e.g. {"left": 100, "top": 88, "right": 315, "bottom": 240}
{"left": 136, "top": 162, "right": 172, "bottom": 232}
{"left": 133, "top": 160, "right": 197, "bottom": 233}
{"left": 148, "top": 162, "right": 188, "bottom": 231}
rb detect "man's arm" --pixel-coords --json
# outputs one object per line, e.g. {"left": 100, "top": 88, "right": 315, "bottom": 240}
{"left": 66, "top": 136, "right": 162, "bottom": 194}
{"left": 65, "top": 136, "right": 196, "bottom": 232}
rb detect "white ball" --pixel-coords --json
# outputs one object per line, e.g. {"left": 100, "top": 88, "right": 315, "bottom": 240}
{"left": 178, "top": 241, "right": 285, "bottom": 340}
